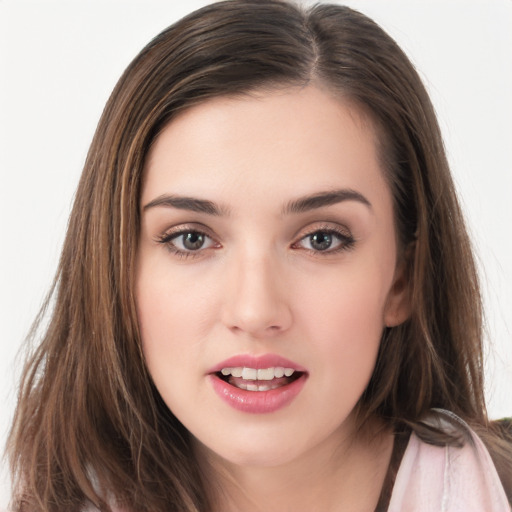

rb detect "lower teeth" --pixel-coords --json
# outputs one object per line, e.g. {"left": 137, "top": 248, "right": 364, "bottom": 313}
{"left": 218, "top": 372, "right": 301, "bottom": 392}
{"left": 227, "top": 378, "right": 295, "bottom": 392}
{"left": 236, "top": 381, "right": 281, "bottom": 391}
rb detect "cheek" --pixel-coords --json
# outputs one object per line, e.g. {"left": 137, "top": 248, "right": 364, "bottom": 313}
{"left": 136, "top": 281, "right": 175, "bottom": 390}
{"left": 294, "top": 263, "right": 390, "bottom": 379}
{"left": 136, "top": 259, "right": 216, "bottom": 341}
{"left": 136, "top": 267, "right": 194, "bottom": 375}
{"left": 135, "top": 259, "right": 226, "bottom": 403}
{"left": 297, "top": 263, "right": 389, "bottom": 335}
{"left": 137, "top": 281, "right": 177, "bottom": 353}
{"left": 135, "top": 273, "right": 208, "bottom": 413}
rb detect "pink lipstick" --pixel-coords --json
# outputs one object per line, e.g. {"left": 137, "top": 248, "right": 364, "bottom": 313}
{"left": 208, "top": 354, "right": 308, "bottom": 414}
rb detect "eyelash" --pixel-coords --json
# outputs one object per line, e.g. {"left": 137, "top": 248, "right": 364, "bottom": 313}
{"left": 155, "top": 224, "right": 355, "bottom": 259}
{"left": 155, "top": 225, "right": 219, "bottom": 259}
{"left": 292, "top": 226, "right": 355, "bottom": 256}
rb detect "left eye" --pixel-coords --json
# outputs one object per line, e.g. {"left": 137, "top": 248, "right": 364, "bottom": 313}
{"left": 297, "top": 230, "right": 350, "bottom": 252}
{"left": 169, "top": 231, "right": 216, "bottom": 252}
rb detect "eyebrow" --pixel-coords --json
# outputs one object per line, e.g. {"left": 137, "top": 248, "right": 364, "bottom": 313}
{"left": 282, "top": 189, "right": 372, "bottom": 215}
{"left": 142, "top": 188, "right": 372, "bottom": 216}
{"left": 143, "top": 194, "right": 228, "bottom": 216}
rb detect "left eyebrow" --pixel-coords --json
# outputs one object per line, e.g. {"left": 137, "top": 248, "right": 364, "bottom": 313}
{"left": 282, "top": 189, "right": 372, "bottom": 215}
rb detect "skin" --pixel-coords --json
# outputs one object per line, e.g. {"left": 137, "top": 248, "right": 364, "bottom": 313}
{"left": 136, "top": 85, "right": 410, "bottom": 511}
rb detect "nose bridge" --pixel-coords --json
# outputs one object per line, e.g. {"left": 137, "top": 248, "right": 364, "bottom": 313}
{"left": 222, "top": 244, "right": 292, "bottom": 336}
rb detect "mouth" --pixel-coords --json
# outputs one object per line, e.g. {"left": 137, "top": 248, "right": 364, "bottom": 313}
{"left": 215, "top": 366, "right": 304, "bottom": 392}
{"left": 209, "top": 355, "right": 308, "bottom": 413}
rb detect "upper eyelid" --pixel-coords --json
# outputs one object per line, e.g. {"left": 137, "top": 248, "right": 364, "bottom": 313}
{"left": 154, "top": 221, "right": 353, "bottom": 245}
{"left": 156, "top": 228, "right": 220, "bottom": 258}
{"left": 156, "top": 223, "right": 217, "bottom": 241}
{"left": 292, "top": 222, "right": 352, "bottom": 240}
{"left": 294, "top": 229, "right": 353, "bottom": 245}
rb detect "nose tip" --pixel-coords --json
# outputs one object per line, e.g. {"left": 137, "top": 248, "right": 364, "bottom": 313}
{"left": 227, "top": 307, "right": 289, "bottom": 337}
{"left": 221, "top": 257, "right": 292, "bottom": 337}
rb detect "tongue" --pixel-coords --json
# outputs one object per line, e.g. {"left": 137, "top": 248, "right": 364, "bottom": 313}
{"left": 228, "top": 376, "right": 292, "bottom": 389}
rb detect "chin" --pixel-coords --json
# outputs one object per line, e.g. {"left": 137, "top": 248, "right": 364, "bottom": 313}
{"left": 221, "top": 448, "right": 303, "bottom": 470}
{"left": 192, "top": 426, "right": 308, "bottom": 470}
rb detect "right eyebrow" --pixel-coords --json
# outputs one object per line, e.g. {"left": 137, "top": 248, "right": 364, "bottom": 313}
{"left": 142, "top": 194, "right": 229, "bottom": 216}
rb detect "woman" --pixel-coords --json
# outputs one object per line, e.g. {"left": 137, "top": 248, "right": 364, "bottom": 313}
{"left": 6, "top": 1, "right": 511, "bottom": 511}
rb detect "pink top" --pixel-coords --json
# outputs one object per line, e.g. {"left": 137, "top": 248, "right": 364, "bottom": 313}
{"left": 388, "top": 410, "right": 510, "bottom": 511}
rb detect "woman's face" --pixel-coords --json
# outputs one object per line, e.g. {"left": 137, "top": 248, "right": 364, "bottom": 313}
{"left": 136, "top": 85, "right": 409, "bottom": 469}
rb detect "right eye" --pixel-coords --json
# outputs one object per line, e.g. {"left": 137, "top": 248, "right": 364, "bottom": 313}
{"left": 157, "top": 228, "right": 220, "bottom": 258}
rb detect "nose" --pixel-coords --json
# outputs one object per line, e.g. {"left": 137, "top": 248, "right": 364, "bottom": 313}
{"left": 221, "top": 251, "right": 292, "bottom": 338}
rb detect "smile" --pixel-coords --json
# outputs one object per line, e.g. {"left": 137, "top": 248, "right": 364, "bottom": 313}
{"left": 209, "top": 356, "right": 308, "bottom": 413}
{"left": 218, "top": 367, "right": 300, "bottom": 391}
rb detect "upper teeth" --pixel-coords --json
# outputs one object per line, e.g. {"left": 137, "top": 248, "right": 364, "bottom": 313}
{"left": 220, "top": 367, "right": 295, "bottom": 380}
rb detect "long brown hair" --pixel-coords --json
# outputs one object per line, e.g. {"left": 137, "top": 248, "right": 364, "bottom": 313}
{"left": 7, "top": 1, "right": 511, "bottom": 510}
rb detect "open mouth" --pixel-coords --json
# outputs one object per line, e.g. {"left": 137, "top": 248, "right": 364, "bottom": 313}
{"left": 215, "top": 366, "right": 304, "bottom": 392}
{"left": 209, "top": 359, "right": 308, "bottom": 413}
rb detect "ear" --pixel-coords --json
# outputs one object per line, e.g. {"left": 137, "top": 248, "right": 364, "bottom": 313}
{"left": 383, "top": 253, "right": 412, "bottom": 327}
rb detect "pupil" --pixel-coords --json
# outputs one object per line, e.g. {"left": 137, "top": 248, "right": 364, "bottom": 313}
{"left": 183, "top": 232, "right": 204, "bottom": 250}
{"left": 310, "top": 232, "right": 332, "bottom": 251}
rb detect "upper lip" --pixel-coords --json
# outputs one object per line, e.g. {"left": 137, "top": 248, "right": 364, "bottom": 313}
{"left": 208, "top": 354, "right": 308, "bottom": 374}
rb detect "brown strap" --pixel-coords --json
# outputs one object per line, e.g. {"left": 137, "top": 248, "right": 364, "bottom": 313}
{"left": 374, "top": 430, "right": 411, "bottom": 512}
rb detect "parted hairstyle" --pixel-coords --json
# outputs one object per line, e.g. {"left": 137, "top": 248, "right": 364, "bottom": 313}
{"left": 7, "top": 1, "right": 512, "bottom": 510}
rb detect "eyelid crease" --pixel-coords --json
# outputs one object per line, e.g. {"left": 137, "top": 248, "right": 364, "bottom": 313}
{"left": 290, "top": 220, "right": 352, "bottom": 241}
{"left": 154, "top": 222, "right": 216, "bottom": 242}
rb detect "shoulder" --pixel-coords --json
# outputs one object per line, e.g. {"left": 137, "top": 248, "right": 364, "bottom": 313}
{"left": 388, "top": 409, "right": 511, "bottom": 512}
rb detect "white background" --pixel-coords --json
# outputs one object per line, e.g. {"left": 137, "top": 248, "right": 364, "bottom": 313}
{"left": 1, "top": 0, "right": 511, "bottom": 507}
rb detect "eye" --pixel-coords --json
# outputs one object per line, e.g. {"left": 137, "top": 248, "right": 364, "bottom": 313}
{"left": 156, "top": 228, "right": 219, "bottom": 257}
{"left": 294, "top": 228, "right": 355, "bottom": 254}
{"left": 302, "top": 231, "right": 337, "bottom": 251}
{"left": 172, "top": 231, "right": 213, "bottom": 251}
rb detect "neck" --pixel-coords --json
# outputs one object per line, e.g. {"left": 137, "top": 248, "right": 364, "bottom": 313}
{"left": 197, "top": 415, "right": 394, "bottom": 512}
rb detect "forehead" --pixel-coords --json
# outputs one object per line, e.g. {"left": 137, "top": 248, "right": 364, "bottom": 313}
{"left": 141, "top": 85, "right": 387, "bottom": 209}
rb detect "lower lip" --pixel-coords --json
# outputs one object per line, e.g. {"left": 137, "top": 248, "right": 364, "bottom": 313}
{"left": 209, "top": 373, "right": 307, "bottom": 414}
